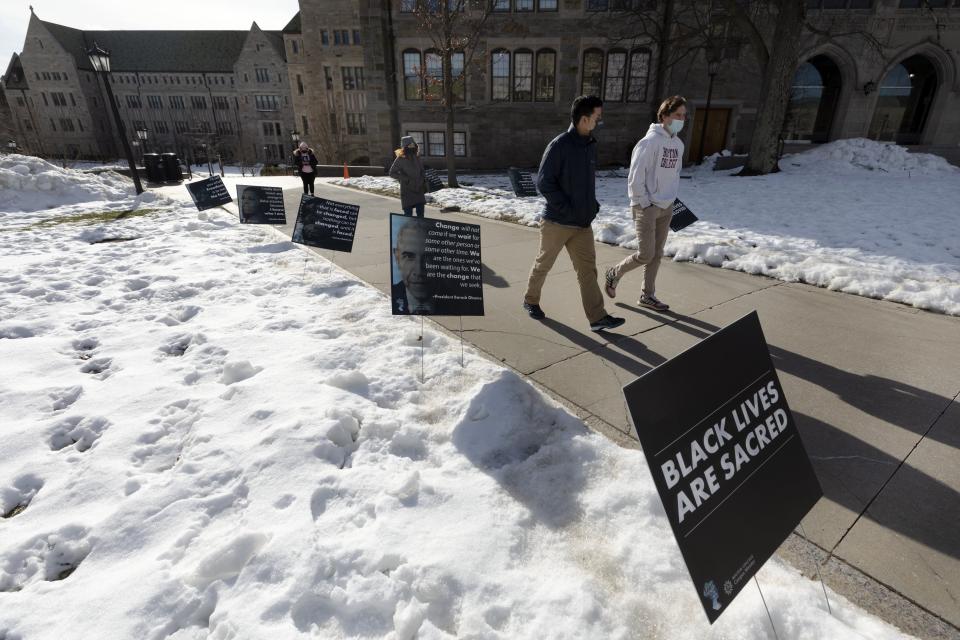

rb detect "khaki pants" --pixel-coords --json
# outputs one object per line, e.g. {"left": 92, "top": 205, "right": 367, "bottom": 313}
{"left": 608, "top": 204, "right": 672, "bottom": 296}
{"left": 523, "top": 220, "right": 606, "bottom": 323}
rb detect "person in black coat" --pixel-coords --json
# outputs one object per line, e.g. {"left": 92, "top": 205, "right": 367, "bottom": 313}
{"left": 293, "top": 142, "right": 319, "bottom": 195}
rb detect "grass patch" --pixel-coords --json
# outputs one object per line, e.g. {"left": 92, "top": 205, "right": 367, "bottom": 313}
{"left": 2, "top": 207, "right": 161, "bottom": 233}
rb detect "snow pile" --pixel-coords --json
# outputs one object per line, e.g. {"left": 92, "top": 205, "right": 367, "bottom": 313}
{"left": 785, "top": 138, "right": 959, "bottom": 175}
{"left": 0, "top": 190, "right": 914, "bottom": 638}
{"left": 0, "top": 154, "right": 137, "bottom": 214}
{"left": 331, "top": 141, "right": 960, "bottom": 315}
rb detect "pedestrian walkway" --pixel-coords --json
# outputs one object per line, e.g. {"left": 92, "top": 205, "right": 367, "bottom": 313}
{"left": 277, "top": 183, "right": 960, "bottom": 640}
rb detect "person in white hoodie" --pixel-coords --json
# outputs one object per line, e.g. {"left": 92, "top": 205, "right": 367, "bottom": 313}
{"left": 604, "top": 96, "right": 687, "bottom": 311}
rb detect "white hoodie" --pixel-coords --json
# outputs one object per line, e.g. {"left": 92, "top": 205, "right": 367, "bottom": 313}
{"left": 627, "top": 123, "right": 684, "bottom": 209}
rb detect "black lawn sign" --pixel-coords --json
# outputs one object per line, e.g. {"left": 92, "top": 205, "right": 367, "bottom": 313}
{"left": 291, "top": 194, "right": 360, "bottom": 253}
{"left": 670, "top": 199, "right": 699, "bottom": 232}
{"left": 425, "top": 169, "right": 445, "bottom": 193}
{"left": 389, "top": 213, "right": 484, "bottom": 317}
{"left": 236, "top": 185, "right": 286, "bottom": 224}
{"left": 185, "top": 175, "right": 232, "bottom": 211}
{"left": 623, "top": 311, "right": 822, "bottom": 624}
{"left": 507, "top": 167, "right": 538, "bottom": 198}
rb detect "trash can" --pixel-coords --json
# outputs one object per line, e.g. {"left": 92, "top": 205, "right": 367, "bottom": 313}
{"left": 142, "top": 153, "right": 162, "bottom": 182}
{"left": 160, "top": 153, "right": 182, "bottom": 182}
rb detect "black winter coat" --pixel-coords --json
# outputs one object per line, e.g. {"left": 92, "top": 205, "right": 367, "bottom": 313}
{"left": 293, "top": 149, "right": 319, "bottom": 176}
{"left": 536, "top": 125, "right": 601, "bottom": 228}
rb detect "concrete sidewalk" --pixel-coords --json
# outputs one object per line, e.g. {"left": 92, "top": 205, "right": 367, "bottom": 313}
{"left": 278, "top": 183, "right": 960, "bottom": 639}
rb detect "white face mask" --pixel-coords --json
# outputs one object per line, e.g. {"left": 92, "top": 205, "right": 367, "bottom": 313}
{"left": 667, "top": 119, "right": 684, "bottom": 135}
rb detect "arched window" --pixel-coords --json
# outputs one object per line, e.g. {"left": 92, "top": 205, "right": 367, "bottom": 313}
{"left": 513, "top": 49, "right": 534, "bottom": 101}
{"left": 604, "top": 49, "right": 627, "bottom": 101}
{"left": 627, "top": 49, "right": 651, "bottom": 102}
{"left": 452, "top": 51, "right": 466, "bottom": 101}
{"left": 425, "top": 49, "right": 443, "bottom": 101}
{"left": 535, "top": 49, "right": 556, "bottom": 102}
{"left": 491, "top": 49, "right": 511, "bottom": 101}
{"left": 581, "top": 49, "right": 604, "bottom": 97}
{"left": 403, "top": 49, "right": 422, "bottom": 100}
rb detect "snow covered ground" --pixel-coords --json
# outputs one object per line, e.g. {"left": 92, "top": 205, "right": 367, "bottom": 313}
{"left": 332, "top": 139, "right": 960, "bottom": 315}
{"left": 0, "top": 157, "right": 917, "bottom": 638}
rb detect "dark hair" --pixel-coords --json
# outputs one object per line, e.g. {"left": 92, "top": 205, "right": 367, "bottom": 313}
{"left": 657, "top": 95, "right": 687, "bottom": 122}
{"left": 570, "top": 95, "right": 603, "bottom": 126}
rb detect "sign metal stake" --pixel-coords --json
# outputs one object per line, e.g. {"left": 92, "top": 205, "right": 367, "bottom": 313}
{"left": 799, "top": 522, "right": 833, "bottom": 615}
{"left": 459, "top": 316, "right": 464, "bottom": 367}
{"left": 419, "top": 316, "right": 425, "bottom": 384}
{"left": 301, "top": 258, "right": 308, "bottom": 283}
{"left": 754, "top": 576, "right": 780, "bottom": 640}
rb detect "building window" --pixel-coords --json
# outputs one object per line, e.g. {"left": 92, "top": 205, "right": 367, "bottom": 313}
{"left": 516, "top": 0, "right": 534, "bottom": 9}
{"left": 291, "top": 40, "right": 299, "bottom": 54}
{"left": 147, "top": 95, "right": 163, "bottom": 109}
{"left": 452, "top": 52, "right": 465, "bottom": 101}
{"left": 581, "top": 49, "right": 604, "bottom": 96}
{"left": 586, "top": 0, "right": 609, "bottom": 9}
{"left": 407, "top": 131, "right": 425, "bottom": 151}
{"left": 401, "top": 0, "right": 416, "bottom": 10}
{"left": 154, "top": 121, "right": 169, "bottom": 134}
{"left": 535, "top": 49, "right": 556, "bottom": 101}
{"left": 59, "top": 118, "right": 75, "bottom": 132}
{"left": 329, "top": 113, "right": 338, "bottom": 132}
{"left": 513, "top": 50, "right": 533, "bottom": 101}
{"left": 492, "top": 0, "right": 510, "bottom": 11}
{"left": 41, "top": 93, "right": 48, "bottom": 106}
{"left": 343, "top": 67, "right": 356, "bottom": 90}
{"left": 324, "top": 66, "right": 334, "bottom": 90}
{"left": 175, "top": 121, "right": 189, "bottom": 134}
{"left": 428, "top": 131, "right": 445, "bottom": 156}
{"left": 255, "top": 68, "right": 270, "bottom": 83}
{"left": 297, "top": 74, "right": 304, "bottom": 95}
{"left": 254, "top": 95, "right": 280, "bottom": 111}
{"left": 491, "top": 49, "right": 510, "bottom": 101}
{"left": 169, "top": 95, "right": 185, "bottom": 109}
{"left": 50, "top": 118, "right": 56, "bottom": 132}
{"left": 217, "top": 121, "right": 234, "bottom": 135}
{"left": 52, "top": 92, "right": 68, "bottom": 106}
{"left": 403, "top": 50, "right": 423, "bottom": 100}
{"left": 212, "top": 96, "right": 230, "bottom": 110}
{"left": 262, "top": 121, "right": 276, "bottom": 136}
{"left": 346, "top": 113, "right": 366, "bottom": 135}
{"left": 191, "top": 96, "right": 207, "bottom": 109}
{"left": 454, "top": 131, "right": 466, "bottom": 157}
{"left": 125, "top": 94, "right": 142, "bottom": 109}
{"left": 69, "top": 93, "right": 76, "bottom": 107}
{"left": 334, "top": 31, "right": 341, "bottom": 45}
{"left": 425, "top": 50, "right": 443, "bottom": 100}
{"left": 321, "top": 30, "right": 329, "bottom": 45}
{"left": 302, "top": 115, "right": 309, "bottom": 135}
{"left": 353, "top": 30, "right": 361, "bottom": 45}
{"left": 604, "top": 50, "right": 627, "bottom": 101}
{"left": 627, "top": 49, "right": 651, "bottom": 102}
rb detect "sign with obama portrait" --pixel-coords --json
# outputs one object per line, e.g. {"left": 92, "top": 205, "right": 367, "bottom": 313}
{"left": 236, "top": 185, "right": 286, "bottom": 224}
{"left": 389, "top": 214, "right": 484, "bottom": 316}
{"left": 622, "top": 311, "right": 821, "bottom": 624}
{"left": 291, "top": 195, "right": 360, "bottom": 253}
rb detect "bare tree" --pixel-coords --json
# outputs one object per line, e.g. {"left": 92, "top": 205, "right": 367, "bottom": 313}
{"left": 410, "top": 0, "right": 491, "bottom": 188}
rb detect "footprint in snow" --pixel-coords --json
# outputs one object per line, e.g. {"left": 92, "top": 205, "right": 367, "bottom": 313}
{"left": 48, "top": 415, "right": 111, "bottom": 452}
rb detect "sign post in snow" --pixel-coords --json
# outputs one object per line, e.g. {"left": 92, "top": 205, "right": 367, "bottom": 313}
{"left": 623, "top": 311, "right": 822, "bottom": 624}
{"left": 185, "top": 175, "right": 231, "bottom": 211}
{"left": 291, "top": 195, "right": 360, "bottom": 253}
{"left": 507, "top": 167, "right": 538, "bottom": 198}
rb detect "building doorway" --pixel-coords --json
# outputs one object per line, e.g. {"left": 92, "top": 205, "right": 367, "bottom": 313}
{"left": 689, "top": 107, "right": 731, "bottom": 162}
{"left": 784, "top": 56, "right": 841, "bottom": 143}
{"left": 869, "top": 55, "right": 938, "bottom": 145}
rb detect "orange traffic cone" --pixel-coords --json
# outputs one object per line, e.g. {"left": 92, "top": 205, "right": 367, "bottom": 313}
{"left": 343, "top": 163, "right": 349, "bottom": 179}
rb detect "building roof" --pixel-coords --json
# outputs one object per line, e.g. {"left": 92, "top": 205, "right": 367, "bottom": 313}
{"left": 282, "top": 12, "right": 301, "bottom": 34}
{"left": 38, "top": 19, "right": 287, "bottom": 73}
{"left": 1, "top": 53, "right": 29, "bottom": 90}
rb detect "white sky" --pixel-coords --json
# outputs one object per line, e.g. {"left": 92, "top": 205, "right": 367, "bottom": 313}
{"left": 1, "top": 1, "right": 301, "bottom": 66}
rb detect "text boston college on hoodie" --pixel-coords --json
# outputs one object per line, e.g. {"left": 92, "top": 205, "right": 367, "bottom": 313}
{"left": 627, "top": 123, "right": 685, "bottom": 210}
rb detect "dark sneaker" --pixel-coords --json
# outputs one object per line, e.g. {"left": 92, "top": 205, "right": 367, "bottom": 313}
{"left": 590, "top": 315, "right": 625, "bottom": 332}
{"left": 604, "top": 268, "right": 617, "bottom": 299}
{"left": 523, "top": 302, "right": 546, "bottom": 320}
{"left": 639, "top": 294, "right": 670, "bottom": 312}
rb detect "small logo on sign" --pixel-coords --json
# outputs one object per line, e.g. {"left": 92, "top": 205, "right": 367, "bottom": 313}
{"left": 723, "top": 580, "right": 734, "bottom": 595}
{"left": 703, "top": 581, "right": 722, "bottom": 611}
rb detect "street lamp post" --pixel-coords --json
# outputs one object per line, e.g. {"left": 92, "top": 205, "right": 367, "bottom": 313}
{"left": 135, "top": 126, "right": 149, "bottom": 155}
{"left": 201, "top": 142, "right": 212, "bottom": 177}
{"left": 697, "top": 50, "right": 723, "bottom": 165}
{"left": 87, "top": 42, "right": 143, "bottom": 194}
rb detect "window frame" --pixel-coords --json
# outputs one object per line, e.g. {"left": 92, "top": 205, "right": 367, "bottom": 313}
{"left": 513, "top": 49, "right": 534, "bottom": 102}
{"left": 491, "top": 49, "right": 511, "bottom": 101}
{"left": 403, "top": 49, "right": 424, "bottom": 100}
{"left": 535, "top": 48, "right": 557, "bottom": 102}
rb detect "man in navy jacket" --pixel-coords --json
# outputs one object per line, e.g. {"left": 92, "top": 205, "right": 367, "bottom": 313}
{"left": 522, "top": 95, "right": 625, "bottom": 332}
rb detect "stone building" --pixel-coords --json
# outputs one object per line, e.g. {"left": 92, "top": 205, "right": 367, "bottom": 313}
{"left": 0, "top": 9, "right": 297, "bottom": 164}
{"left": 291, "top": 0, "right": 960, "bottom": 169}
